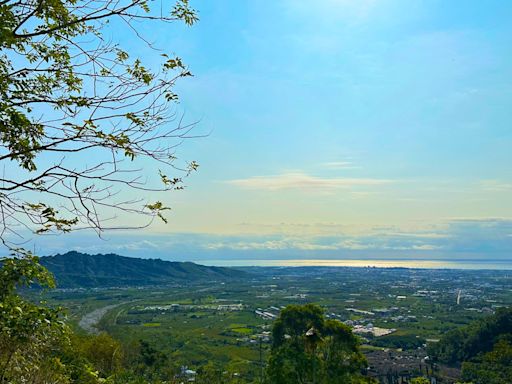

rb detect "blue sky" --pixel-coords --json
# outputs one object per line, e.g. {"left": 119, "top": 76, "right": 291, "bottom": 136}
{"left": 30, "top": 1, "right": 512, "bottom": 263}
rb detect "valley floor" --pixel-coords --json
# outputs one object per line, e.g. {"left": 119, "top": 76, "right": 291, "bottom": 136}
{"left": 48, "top": 266, "right": 511, "bottom": 383}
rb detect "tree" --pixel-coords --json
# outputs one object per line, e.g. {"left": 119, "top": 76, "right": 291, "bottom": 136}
{"left": 73, "top": 332, "right": 123, "bottom": 377}
{"left": 0, "top": 253, "right": 101, "bottom": 383}
{"left": 266, "top": 304, "right": 375, "bottom": 384}
{"left": 429, "top": 307, "right": 512, "bottom": 384}
{"left": 461, "top": 339, "right": 512, "bottom": 384}
{"left": 195, "top": 362, "right": 222, "bottom": 384}
{"left": 0, "top": 0, "right": 199, "bottom": 249}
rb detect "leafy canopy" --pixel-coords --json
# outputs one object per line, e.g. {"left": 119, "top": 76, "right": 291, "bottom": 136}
{"left": 266, "top": 304, "right": 375, "bottom": 384}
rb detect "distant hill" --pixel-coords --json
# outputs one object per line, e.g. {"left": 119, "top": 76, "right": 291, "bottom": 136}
{"left": 40, "top": 251, "right": 246, "bottom": 288}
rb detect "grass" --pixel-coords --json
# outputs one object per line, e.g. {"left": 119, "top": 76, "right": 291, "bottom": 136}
{"left": 143, "top": 322, "right": 161, "bottom": 327}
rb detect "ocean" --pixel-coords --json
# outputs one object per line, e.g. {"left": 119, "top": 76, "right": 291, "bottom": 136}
{"left": 196, "top": 258, "right": 512, "bottom": 270}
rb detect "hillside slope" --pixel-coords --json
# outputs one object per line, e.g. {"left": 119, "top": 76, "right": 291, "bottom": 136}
{"left": 40, "top": 251, "right": 245, "bottom": 287}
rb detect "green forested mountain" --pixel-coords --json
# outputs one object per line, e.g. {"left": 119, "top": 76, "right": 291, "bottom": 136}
{"left": 40, "top": 251, "right": 245, "bottom": 287}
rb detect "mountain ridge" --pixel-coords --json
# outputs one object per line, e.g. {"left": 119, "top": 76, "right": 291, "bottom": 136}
{"left": 40, "top": 251, "right": 246, "bottom": 288}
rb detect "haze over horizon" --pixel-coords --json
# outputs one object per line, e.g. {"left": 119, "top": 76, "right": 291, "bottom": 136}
{"left": 19, "top": 1, "right": 512, "bottom": 265}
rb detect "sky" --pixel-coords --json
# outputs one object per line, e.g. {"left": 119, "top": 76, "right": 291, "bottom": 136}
{"left": 27, "top": 1, "right": 512, "bottom": 264}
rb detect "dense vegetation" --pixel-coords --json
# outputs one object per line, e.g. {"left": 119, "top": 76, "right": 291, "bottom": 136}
{"left": 429, "top": 307, "right": 512, "bottom": 383}
{"left": 40, "top": 251, "right": 245, "bottom": 287}
{"left": 266, "top": 304, "right": 375, "bottom": 384}
{"left": 0, "top": 255, "right": 101, "bottom": 383}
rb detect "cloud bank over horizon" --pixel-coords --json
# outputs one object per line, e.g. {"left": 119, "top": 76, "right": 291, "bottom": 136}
{"left": 24, "top": 217, "right": 512, "bottom": 264}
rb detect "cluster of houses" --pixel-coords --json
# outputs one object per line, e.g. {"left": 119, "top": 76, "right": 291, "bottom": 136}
{"left": 255, "top": 305, "right": 283, "bottom": 320}
{"left": 350, "top": 322, "right": 396, "bottom": 337}
{"left": 139, "top": 302, "right": 245, "bottom": 313}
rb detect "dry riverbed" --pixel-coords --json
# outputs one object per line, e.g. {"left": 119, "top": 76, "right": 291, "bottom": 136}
{"left": 78, "top": 304, "right": 123, "bottom": 334}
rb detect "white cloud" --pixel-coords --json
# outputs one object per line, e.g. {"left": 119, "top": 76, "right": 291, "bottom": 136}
{"left": 321, "top": 161, "right": 360, "bottom": 170}
{"left": 480, "top": 179, "right": 512, "bottom": 192}
{"left": 203, "top": 235, "right": 444, "bottom": 253}
{"left": 411, "top": 244, "right": 441, "bottom": 251}
{"left": 387, "top": 232, "right": 451, "bottom": 239}
{"left": 73, "top": 239, "right": 159, "bottom": 253}
{"left": 205, "top": 238, "right": 339, "bottom": 251}
{"left": 338, "top": 240, "right": 374, "bottom": 250}
{"left": 208, "top": 218, "right": 512, "bottom": 253}
{"left": 226, "top": 172, "right": 392, "bottom": 191}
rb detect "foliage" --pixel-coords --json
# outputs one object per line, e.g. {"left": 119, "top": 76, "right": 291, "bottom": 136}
{"left": 428, "top": 307, "right": 512, "bottom": 364}
{"left": 132, "top": 339, "right": 170, "bottom": 379}
{"left": 72, "top": 332, "right": 123, "bottom": 377}
{"left": 460, "top": 339, "right": 512, "bottom": 384}
{"left": 0, "top": 253, "right": 100, "bottom": 384}
{"left": 266, "top": 304, "right": 375, "bottom": 384}
{"left": 194, "top": 362, "right": 223, "bottom": 383}
{"left": 0, "top": 0, "right": 199, "bottom": 247}
{"left": 429, "top": 307, "right": 512, "bottom": 384}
